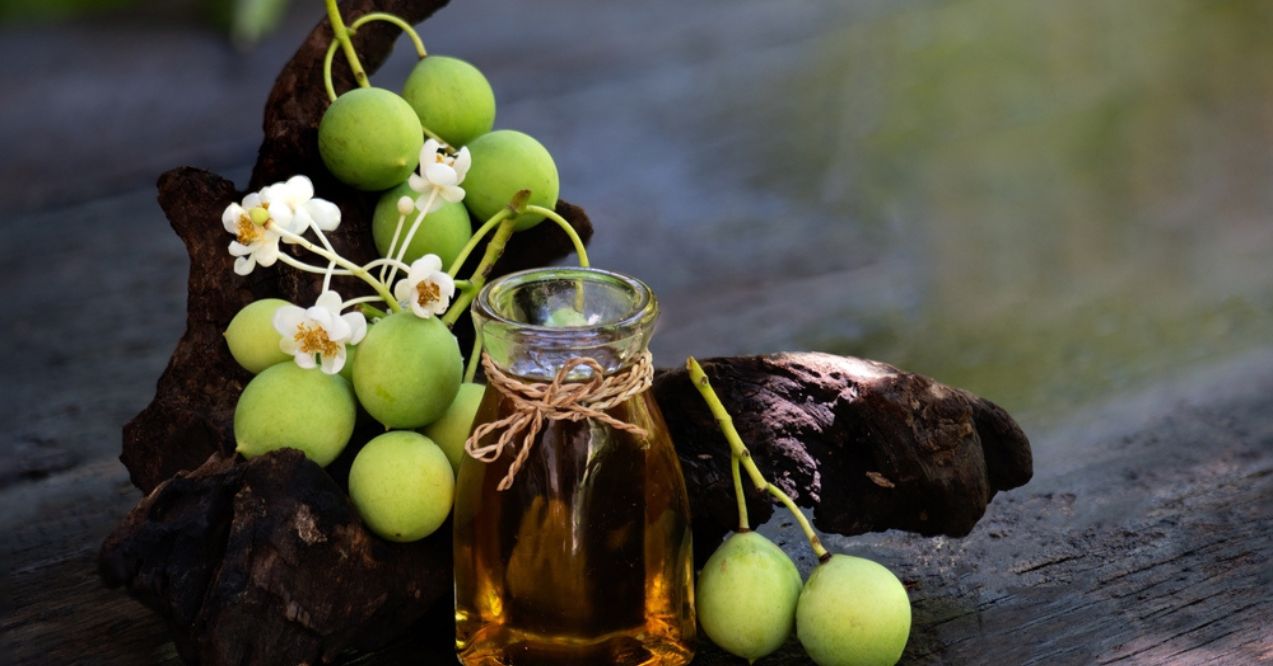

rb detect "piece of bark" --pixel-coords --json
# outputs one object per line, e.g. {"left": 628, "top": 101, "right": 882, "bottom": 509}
{"left": 100, "top": 449, "right": 451, "bottom": 665}
{"left": 654, "top": 353, "right": 1032, "bottom": 558}
{"left": 120, "top": 0, "right": 593, "bottom": 494}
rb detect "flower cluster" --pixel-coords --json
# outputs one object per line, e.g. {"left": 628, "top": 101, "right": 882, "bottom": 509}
{"left": 273, "top": 290, "right": 367, "bottom": 375}
{"left": 221, "top": 176, "right": 341, "bottom": 276}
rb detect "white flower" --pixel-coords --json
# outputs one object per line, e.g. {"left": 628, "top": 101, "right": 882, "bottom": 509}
{"left": 273, "top": 290, "right": 367, "bottom": 375}
{"left": 408, "top": 139, "right": 471, "bottom": 212}
{"left": 222, "top": 191, "right": 285, "bottom": 276}
{"left": 393, "top": 254, "right": 455, "bottom": 318}
{"left": 261, "top": 175, "right": 342, "bottom": 240}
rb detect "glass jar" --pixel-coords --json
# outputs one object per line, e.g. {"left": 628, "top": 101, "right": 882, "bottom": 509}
{"left": 453, "top": 267, "right": 695, "bottom": 666}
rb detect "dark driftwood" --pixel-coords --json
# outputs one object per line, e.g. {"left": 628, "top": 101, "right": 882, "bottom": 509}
{"left": 100, "top": 1, "right": 1031, "bottom": 664}
{"left": 654, "top": 353, "right": 1032, "bottom": 562}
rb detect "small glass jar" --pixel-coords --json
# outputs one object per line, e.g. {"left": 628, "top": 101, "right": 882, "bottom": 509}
{"left": 453, "top": 267, "right": 696, "bottom": 666}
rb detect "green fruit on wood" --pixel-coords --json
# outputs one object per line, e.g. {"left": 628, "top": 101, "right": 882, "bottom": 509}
{"left": 234, "top": 362, "right": 357, "bottom": 466}
{"left": 319, "top": 87, "right": 423, "bottom": 191}
{"left": 461, "top": 129, "right": 559, "bottom": 230}
{"left": 401, "top": 55, "right": 496, "bottom": 148}
{"left": 421, "top": 382, "right": 485, "bottom": 473}
{"left": 796, "top": 554, "right": 911, "bottom": 666}
{"left": 348, "top": 431, "right": 454, "bottom": 542}
{"left": 352, "top": 312, "right": 462, "bottom": 428}
{"left": 225, "top": 298, "right": 291, "bottom": 374}
{"left": 697, "top": 531, "right": 803, "bottom": 661}
{"left": 372, "top": 181, "right": 472, "bottom": 267}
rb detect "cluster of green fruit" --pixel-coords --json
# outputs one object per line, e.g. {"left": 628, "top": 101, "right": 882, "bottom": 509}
{"left": 687, "top": 358, "right": 913, "bottom": 666}
{"left": 225, "top": 297, "right": 486, "bottom": 542}
{"left": 319, "top": 46, "right": 558, "bottom": 232}
{"left": 217, "top": 3, "right": 577, "bottom": 545}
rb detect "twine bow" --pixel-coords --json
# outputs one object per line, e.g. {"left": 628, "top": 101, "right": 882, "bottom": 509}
{"left": 464, "top": 351, "right": 654, "bottom": 491}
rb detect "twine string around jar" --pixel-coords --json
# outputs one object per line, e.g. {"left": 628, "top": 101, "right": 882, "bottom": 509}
{"left": 464, "top": 351, "right": 655, "bottom": 491}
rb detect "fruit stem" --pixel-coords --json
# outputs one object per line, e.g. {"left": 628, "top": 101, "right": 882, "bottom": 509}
{"left": 442, "top": 217, "right": 518, "bottom": 327}
{"left": 525, "top": 205, "right": 590, "bottom": 268}
{"left": 323, "top": 38, "right": 341, "bottom": 102}
{"left": 270, "top": 223, "right": 402, "bottom": 313}
{"left": 358, "top": 303, "right": 389, "bottom": 320}
{"left": 386, "top": 189, "right": 440, "bottom": 287}
{"left": 349, "top": 12, "right": 427, "bottom": 59}
{"left": 464, "top": 336, "right": 483, "bottom": 383}
{"left": 325, "top": 0, "right": 370, "bottom": 89}
{"left": 380, "top": 212, "right": 408, "bottom": 283}
{"left": 686, "top": 356, "right": 830, "bottom": 561}
{"left": 277, "top": 253, "right": 352, "bottom": 276}
{"left": 731, "top": 452, "right": 751, "bottom": 532}
{"left": 446, "top": 208, "right": 513, "bottom": 277}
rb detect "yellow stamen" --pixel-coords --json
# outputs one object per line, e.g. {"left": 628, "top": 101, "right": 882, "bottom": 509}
{"left": 294, "top": 323, "right": 339, "bottom": 357}
{"left": 416, "top": 280, "right": 441, "bottom": 308}
{"left": 236, "top": 215, "right": 261, "bottom": 244}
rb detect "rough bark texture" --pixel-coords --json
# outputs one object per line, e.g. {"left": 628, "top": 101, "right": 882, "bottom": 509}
{"left": 654, "top": 353, "right": 1032, "bottom": 563}
{"left": 99, "top": 450, "right": 453, "bottom": 664}
{"left": 100, "top": 1, "right": 1033, "bottom": 664}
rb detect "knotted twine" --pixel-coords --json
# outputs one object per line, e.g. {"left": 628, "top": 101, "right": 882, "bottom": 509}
{"left": 464, "top": 351, "right": 655, "bottom": 491}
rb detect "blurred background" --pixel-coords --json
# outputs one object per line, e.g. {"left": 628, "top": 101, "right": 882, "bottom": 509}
{"left": 1, "top": 0, "right": 1270, "bottom": 661}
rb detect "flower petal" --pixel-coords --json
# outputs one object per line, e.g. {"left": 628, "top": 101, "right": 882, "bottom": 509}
{"left": 243, "top": 192, "right": 263, "bottom": 209}
{"left": 410, "top": 298, "right": 433, "bottom": 319}
{"left": 394, "top": 279, "right": 413, "bottom": 305}
{"left": 315, "top": 290, "right": 343, "bottom": 314}
{"left": 294, "top": 352, "right": 317, "bottom": 369}
{"left": 255, "top": 242, "right": 280, "bottom": 267}
{"left": 286, "top": 175, "right": 314, "bottom": 202}
{"left": 273, "top": 305, "right": 306, "bottom": 336}
{"left": 320, "top": 347, "right": 346, "bottom": 375}
{"left": 233, "top": 255, "right": 255, "bottom": 276}
{"left": 306, "top": 199, "right": 341, "bottom": 231}
{"left": 439, "top": 185, "right": 465, "bottom": 204}
{"left": 408, "top": 173, "right": 428, "bottom": 193}
{"left": 422, "top": 138, "right": 442, "bottom": 163}
{"left": 425, "top": 163, "right": 458, "bottom": 187}
{"left": 453, "top": 147, "right": 471, "bottom": 181}
{"left": 415, "top": 254, "right": 443, "bottom": 275}
{"left": 343, "top": 312, "right": 368, "bottom": 345}
{"left": 223, "top": 203, "right": 245, "bottom": 231}
{"left": 228, "top": 240, "right": 251, "bottom": 257}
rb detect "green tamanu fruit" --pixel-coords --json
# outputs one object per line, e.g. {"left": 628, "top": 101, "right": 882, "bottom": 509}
{"left": 401, "top": 55, "right": 496, "bottom": 148}
{"left": 461, "top": 129, "right": 559, "bottom": 230}
{"left": 339, "top": 343, "right": 357, "bottom": 383}
{"left": 352, "top": 312, "right": 461, "bottom": 428}
{"left": 234, "top": 362, "right": 357, "bottom": 467}
{"left": 372, "top": 181, "right": 472, "bottom": 267}
{"left": 319, "top": 87, "right": 423, "bottom": 191}
{"left": 420, "top": 382, "right": 485, "bottom": 474}
{"left": 796, "top": 554, "right": 911, "bottom": 666}
{"left": 697, "top": 531, "right": 803, "bottom": 661}
{"left": 224, "top": 298, "right": 291, "bottom": 374}
{"left": 348, "top": 431, "right": 455, "bottom": 542}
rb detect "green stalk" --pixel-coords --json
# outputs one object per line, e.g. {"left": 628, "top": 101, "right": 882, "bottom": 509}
{"left": 687, "top": 356, "right": 830, "bottom": 561}
{"left": 441, "top": 218, "right": 518, "bottom": 328}
{"left": 325, "top": 0, "right": 369, "bottom": 89}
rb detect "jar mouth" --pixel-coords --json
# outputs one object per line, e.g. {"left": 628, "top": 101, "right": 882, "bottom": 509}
{"left": 476, "top": 267, "right": 655, "bottom": 335}
{"left": 473, "top": 267, "right": 659, "bottom": 380}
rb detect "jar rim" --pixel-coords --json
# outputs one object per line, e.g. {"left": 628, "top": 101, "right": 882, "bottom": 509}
{"left": 474, "top": 266, "right": 656, "bottom": 335}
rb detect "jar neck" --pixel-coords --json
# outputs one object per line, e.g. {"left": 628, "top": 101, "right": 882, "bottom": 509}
{"left": 472, "top": 267, "right": 659, "bottom": 382}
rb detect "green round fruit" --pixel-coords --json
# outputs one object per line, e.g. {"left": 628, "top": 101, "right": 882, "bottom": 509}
{"left": 319, "top": 87, "right": 423, "bottom": 191}
{"left": 339, "top": 344, "right": 357, "bottom": 383}
{"left": 796, "top": 554, "right": 911, "bottom": 666}
{"left": 225, "top": 298, "right": 291, "bottom": 374}
{"left": 348, "top": 431, "right": 454, "bottom": 542}
{"left": 372, "top": 182, "right": 472, "bottom": 267}
{"left": 234, "top": 363, "right": 357, "bottom": 467}
{"left": 697, "top": 531, "right": 803, "bottom": 661}
{"left": 420, "top": 382, "right": 485, "bottom": 473}
{"left": 461, "top": 129, "right": 559, "bottom": 230}
{"left": 401, "top": 55, "right": 496, "bottom": 148}
{"left": 352, "top": 312, "right": 462, "bottom": 428}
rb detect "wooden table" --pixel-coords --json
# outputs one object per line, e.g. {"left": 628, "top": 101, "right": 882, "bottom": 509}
{"left": 3, "top": 0, "right": 1271, "bottom": 663}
